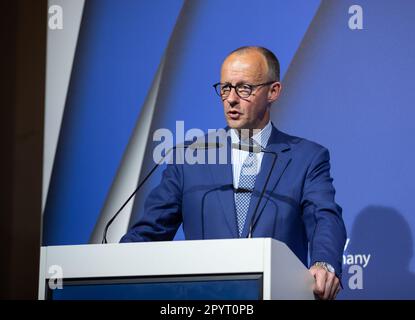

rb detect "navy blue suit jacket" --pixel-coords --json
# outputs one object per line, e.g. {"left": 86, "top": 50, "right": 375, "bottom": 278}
{"left": 121, "top": 125, "right": 347, "bottom": 277}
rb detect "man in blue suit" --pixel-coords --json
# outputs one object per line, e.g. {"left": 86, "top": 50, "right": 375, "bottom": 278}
{"left": 121, "top": 46, "right": 346, "bottom": 300}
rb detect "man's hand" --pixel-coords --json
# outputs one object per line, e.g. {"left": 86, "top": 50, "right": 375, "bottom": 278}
{"left": 309, "top": 264, "right": 341, "bottom": 300}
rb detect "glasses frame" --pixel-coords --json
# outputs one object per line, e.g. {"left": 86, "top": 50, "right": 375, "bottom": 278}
{"left": 213, "top": 81, "right": 276, "bottom": 99}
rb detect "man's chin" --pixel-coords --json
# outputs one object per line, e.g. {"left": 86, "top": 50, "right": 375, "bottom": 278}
{"left": 226, "top": 119, "right": 245, "bottom": 129}
{"left": 228, "top": 124, "right": 253, "bottom": 131}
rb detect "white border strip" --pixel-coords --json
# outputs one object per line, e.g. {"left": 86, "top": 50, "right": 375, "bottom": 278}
{"left": 43, "top": 0, "right": 85, "bottom": 212}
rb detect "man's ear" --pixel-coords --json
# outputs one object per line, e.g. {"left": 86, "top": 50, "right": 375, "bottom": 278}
{"left": 268, "top": 82, "right": 282, "bottom": 103}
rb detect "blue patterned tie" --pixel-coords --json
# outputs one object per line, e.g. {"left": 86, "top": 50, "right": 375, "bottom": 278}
{"left": 235, "top": 152, "right": 258, "bottom": 236}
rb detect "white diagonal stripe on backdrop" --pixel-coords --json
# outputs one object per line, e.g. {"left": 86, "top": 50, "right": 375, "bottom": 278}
{"left": 89, "top": 55, "right": 166, "bottom": 244}
{"left": 43, "top": 0, "right": 85, "bottom": 213}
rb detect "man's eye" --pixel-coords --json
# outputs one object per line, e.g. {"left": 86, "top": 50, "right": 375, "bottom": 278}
{"left": 238, "top": 85, "right": 252, "bottom": 92}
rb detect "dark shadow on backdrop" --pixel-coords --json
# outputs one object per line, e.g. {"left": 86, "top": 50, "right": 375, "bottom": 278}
{"left": 338, "top": 206, "right": 415, "bottom": 300}
{"left": 0, "top": 0, "right": 46, "bottom": 299}
{"left": 129, "top": 0, "right": 202, "bottom": 229}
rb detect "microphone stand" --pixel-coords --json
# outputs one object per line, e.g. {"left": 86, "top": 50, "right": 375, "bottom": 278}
{"left": 102, "top": 147, "right": 175, "bottom": 243}
{"left": 231, "top": 140, "right": 278, "bottom": 238}
{"left": 201, "top": 184, "right": 234, "bottom": 239}
{"left": 247, "top": 149, "right": 278, "bottom": 238}
{"left": 102, "top": 142, "right": 223, "bottom": 243}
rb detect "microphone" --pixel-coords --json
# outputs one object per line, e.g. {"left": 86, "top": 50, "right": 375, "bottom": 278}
{"left": 188, "top": 142, "right": 223, "bottom": 150}
{"left": 231, "top": 139, "right": 278, "bottom": 238}
{"left": 231, "top": 142, "right": 262, "bottom": 154}
{"left": 102, "top": 140, "right": 223, "bottom": 243}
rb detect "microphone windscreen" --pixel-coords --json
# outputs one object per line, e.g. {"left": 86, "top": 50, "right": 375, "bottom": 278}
{"left": 231, "top": 142, "right": 262, "bottom": 153}
{"left": 188, "top": 142, "right": 223, "bottom": 150}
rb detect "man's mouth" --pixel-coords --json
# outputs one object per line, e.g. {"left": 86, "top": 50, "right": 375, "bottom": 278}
{"left": 227, "top": 110, "right": 242, "bottom": 119}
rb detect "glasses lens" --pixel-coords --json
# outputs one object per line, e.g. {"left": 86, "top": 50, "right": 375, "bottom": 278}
{"left": 219, "top": 84, "right": 231, "bottom": 97}
{"left": 214, "top": 83, "right": 255, "bottom": 98}
{"left": 236, "top": 84, "right": 252, "bottom": 98}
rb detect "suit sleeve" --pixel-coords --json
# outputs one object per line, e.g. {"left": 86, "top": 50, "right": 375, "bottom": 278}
{"left": 301, "top": 147, "right": 347, "bottom": 278}
{"left": 119, "top": 163, "right": 183, "bottom": 242}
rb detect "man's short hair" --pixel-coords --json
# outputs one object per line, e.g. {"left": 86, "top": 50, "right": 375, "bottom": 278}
{"left": 229, "top": 46, "right": 280, "bottom": 82}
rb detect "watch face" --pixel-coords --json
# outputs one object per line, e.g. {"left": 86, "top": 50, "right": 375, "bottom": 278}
{"left": 315, "top": 262, "right": 335, "bottom": 273}
{"left": 327, "top": 264, "right": 335, "bottom": 273}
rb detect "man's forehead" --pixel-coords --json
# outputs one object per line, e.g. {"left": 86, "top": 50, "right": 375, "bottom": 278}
{"left": 223, "top": 50, "right": 266, "bottom": 67}
{"left": 221, "top": 55, "right": 267, "bottom": 82}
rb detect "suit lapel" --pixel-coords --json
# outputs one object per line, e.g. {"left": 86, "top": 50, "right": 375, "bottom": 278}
{"left": 207, "top": 133, "right": 239, "bottom": 237}
{"left": 240, "top": 126, "right": 292, "bottom": 238}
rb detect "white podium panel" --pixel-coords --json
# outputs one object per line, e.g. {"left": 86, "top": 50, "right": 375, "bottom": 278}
{"left": 39, "top": 238, "right": 314, "bottom": 300}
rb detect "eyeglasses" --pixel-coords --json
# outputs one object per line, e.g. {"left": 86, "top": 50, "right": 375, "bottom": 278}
{"left": 213, "top": 81, "right": 275, "bottom": 99}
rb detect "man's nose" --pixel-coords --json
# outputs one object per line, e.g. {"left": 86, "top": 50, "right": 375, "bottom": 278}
{"left": 225, "top": 87, "right": 240, "bottom": 106}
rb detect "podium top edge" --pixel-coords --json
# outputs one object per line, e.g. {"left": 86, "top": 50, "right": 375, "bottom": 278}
{"left": 41, "top": 237, "right": 282, "bottom": 249}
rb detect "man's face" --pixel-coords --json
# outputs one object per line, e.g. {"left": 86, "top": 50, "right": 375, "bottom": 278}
{"left": 220, "top": 51, "right": 281, "bottom": 130}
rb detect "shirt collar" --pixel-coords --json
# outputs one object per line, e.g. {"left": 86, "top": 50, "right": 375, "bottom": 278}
{"left": 230, "top": 121, "right": 272, "bottom": 149}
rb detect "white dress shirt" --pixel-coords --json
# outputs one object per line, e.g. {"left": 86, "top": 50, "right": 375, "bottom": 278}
{"left": 230, "top": 121, "right": 272, "bottom": 189}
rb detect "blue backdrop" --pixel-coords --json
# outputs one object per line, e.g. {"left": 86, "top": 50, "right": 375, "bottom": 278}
{"left": 43, "top": 0, "right": 415, "bottom": 299}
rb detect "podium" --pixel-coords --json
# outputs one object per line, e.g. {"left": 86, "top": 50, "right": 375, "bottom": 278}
{"left": 38, "top": 238, "right": 314, "bottom": 300}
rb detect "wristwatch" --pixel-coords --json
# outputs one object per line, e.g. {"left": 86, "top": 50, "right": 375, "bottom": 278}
{"left": 313, "top": 261, "right": 335, "bottom": 273}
